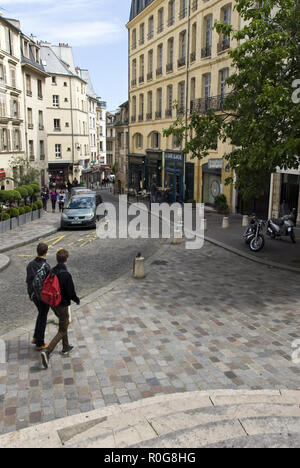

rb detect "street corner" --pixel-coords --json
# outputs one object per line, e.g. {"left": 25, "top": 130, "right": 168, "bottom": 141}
{"left": 0, "top": 254, "right": 10, "bottom": 273}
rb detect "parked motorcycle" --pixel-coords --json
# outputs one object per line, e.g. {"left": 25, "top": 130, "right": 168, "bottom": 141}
{"left": 267, "top": 209, "right": 297, "bottom": 244}
{"left": 243, "top": 216, "right": 266, "bottom": 252}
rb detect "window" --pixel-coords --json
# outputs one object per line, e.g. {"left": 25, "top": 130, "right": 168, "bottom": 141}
{"left": 150, "top": 132, "right": 160, "bottom": 149}
{"left": 148, "top": 50, "right": 154, "bottom": 79}
{"left": 178, "top": 82, "right": 185, "bottom": 114}
{"left": 132, "top": 96, "right": 137, "bottom": 121}
{"left": 37, "top": 79, "right": 43, "bottom": 99}
{"left": 131, "top": 59, "right": 137, "bottom": 86}
{"left": 135, "top": 133, "right": 143, "bottom": 149}
{"left": 26, "top": 74, "right": 32, "bottom": 96}
{"left": 220, "top": 68, "right": 229, "bottom": 97}
{"left": 148, "top": 16, "right": 154, "bottom": 40}
{"left": 167, "top": 85, "right": 173, "bottom": 112}
{"left": 27, "top": 108, "right": 33, "bottom": 128}
{"left": 167, "top": 38, "right": 174, "bottom": 72}
{"left": 64, "top": 82, "right": 68, "bottom": 87}
{"left": 40, "top": 141, "right": 45, "bottom": 159}
{"left": 1, "top": 129, "right": 10, "bottom": 151}
{"left": 55, "top": 144, "right": 62, "bottom": 159}
{"left": 178, "top": 31, "right": 187, "bottom": 67}
{"left": 52, "top": 76, "right": 57, "bottom": 85}
{"left": 10, "top": 68, "right": 16, "bottom": 88}
{"left": 156, "top": 88, "right": 162, "bottom": 119}
{"left": 13, "top": 129, "right": 21, "bottom": 151}
{"left": 191, "top": 78, "right": 196, "bottom": 101}
{"left": 11, "top": 99, "right": 19, "bottom": 119}
{"left": 54, "top": 119, "right": 61, "bottom": 131}
{"left": 139, "top": 94, "right": 144, "bottom": 121}
{"left": 29, "top": 140, "right": 34, "bottom": 160}
{"left": 23, "top": 41, "right": 29, "bottom": 58}
{"left": 203, "top": 16, "right": 213, "bottom": 57}
{"left": 132, "top": 29, "right": 137, "bottom": 50}
{"left": 218, "top": 5, "right": 232, "bottom": 51}
{"left": 168, "top": 0, "right": 175, "bottom": 26}
{"left": 0, "top": 94, "right": 6, "bottom": 117}
{"left": 158, "top": 8, "right": 164, "bottom": 33}
{"left": 191, "top": 23, "right": 197, "bottom": 61}
{"left": 39, "top": 111, "right": 44, "bottom": 130}
{"left": 140, "top": 23, "right": 145, "bottom": 45}
{"left": 0, "top": 63, "right": 6, "bottom": 85}
{"left": 139, "top": 55, "right": 145, "bottom": 82}
{"left": 53, "top": 95, "right": 59, "bottom": 107}
{"left": 180, "top": 0, "right": 187, "bottom": 19}
{"left": 147, "top": 91, "right": 153, "bottom": 119}
{"left": 204, "top": 73, "right": 211, "bottom": 109}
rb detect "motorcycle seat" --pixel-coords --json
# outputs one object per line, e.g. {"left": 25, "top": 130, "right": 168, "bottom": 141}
{"left": 271, "top": 219, "right": 284, "bottom": 226}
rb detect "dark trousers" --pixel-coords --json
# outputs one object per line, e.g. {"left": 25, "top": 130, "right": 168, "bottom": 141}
{"left": 33, "top": 297, "right": 50, "bottom": 347}
{"left": 47, "top": 305, "right": 70, "bottom": 354}
{"left": 51, "top": 200, "right": 57, "bottom": 211}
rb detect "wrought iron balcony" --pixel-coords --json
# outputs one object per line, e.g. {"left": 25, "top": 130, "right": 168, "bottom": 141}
{"left": 168, "top": 16, "right": 175, "bottom": 27}
{"left": 139, "top": 75, "right": 145, "bottom": 84}
{"left": 217, "top": 38, "right": 230, "bottom": 54}
{"left": 190, "top": 95, "right": 229, "bottom": 114}
{"left": 177, "top": 107, "right": 185, "bottom": 116}
{"left": 155, "top": 111, "right": 162, "bottom": 120}
{"left": 179, "top": 8, "right": 187, "bottom": 20}
{"left": 166, "top": 63, "right": 173, "bottom": 73}
{"left": 147, "top": 71, "right": 153, "bottom": 81}
{"left": 157, "top": 24, "right": 164, "bottom": 34}
{"left": 178, "top": 57, "right": 186, "bottom": 68}
{"left": 190, "top": 51, "right": 196, "bottom": 63}
{"left": 192, "top": 0, "right": 198, "bottom": 12}
{"left": 131, "top": 79, "right": 137, "bottom": 87}
{"left": 138, "top": 114, "right": 144, "bottom": 122}
{"left": 146, "top": 112, "right": 153, "bottom": 121}
{"left": 201, "top": 46, "right": 212, "bottom": 58}
{"left": 165, "top": 109, "right": 173, "bottom": 118}
{"left": 131, "top": 116, "right": 136, "bottom": 123}
{"left": 156, "top": 67, "right": 163, "bottom": 77}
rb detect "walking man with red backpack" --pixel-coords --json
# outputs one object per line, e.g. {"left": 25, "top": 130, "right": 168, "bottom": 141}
{"left": 41, "top": 249, "right": 80, "bottom": 369}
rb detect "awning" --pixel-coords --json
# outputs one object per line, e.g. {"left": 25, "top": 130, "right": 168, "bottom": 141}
{"left": 0, "top": 169, "right": 6, "bottom": 179}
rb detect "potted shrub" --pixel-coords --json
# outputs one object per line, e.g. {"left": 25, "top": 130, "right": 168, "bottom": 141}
{"left": 0, "top": 212, "right": 11, "bottom": 233}
{"left": 32, "top": 202, "right": 39, "bottom": 220}
{"left": 37, "top": 200, "right": 43, "bottom": 218}
{"left": 214, "top": 194, "right": 230, "bottom": 215}
{"left": 9, "top": 207, "right": 20, "bottom": 229}
{"left": 18, "top": 206, "right": 26, "bottom": 226}
{"left": 24, "top": 205, "right": 32, "bottom": 223}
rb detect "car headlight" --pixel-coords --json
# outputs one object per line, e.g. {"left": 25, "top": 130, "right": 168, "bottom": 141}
{"left": 86, "top": 213, "right": 94, "bottom": 220}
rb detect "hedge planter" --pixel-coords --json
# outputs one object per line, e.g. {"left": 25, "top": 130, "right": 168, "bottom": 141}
{"left": 10, "top": 217, "right": 19, "bottom": 230}
{"left": 0, "top": 219, "right": 11, "bottom": 233}
{"left": 18, "top": 214, "right": 26, "bottom": 226}
{"left": 32, "top": 210, "right": 39, "bottom": 221}
{"left": 25, "top": 212, "right": 32, "bottom": 223}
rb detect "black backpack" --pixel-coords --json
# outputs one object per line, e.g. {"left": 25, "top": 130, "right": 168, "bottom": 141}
{"left": 32, "top": 263, "right": 49, "bottom": 300}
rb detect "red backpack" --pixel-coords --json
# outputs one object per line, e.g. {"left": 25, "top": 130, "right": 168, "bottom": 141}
{"left": 41, "top": 273, "right": 61, "bottom": 307}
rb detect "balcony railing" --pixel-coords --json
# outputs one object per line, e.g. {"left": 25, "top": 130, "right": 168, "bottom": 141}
{"left": 157, "top": 24, "right": 164, "bottom": 34}
{"left": 166, "top": 63, "right": 173, "bottom": 73}
{"left": 178, "top": 57, "right": 186, "bottom": 68}
{"left": 168, "top": 16, "right": 175, "bottom": 27}
{"left": 54, "top": 127, "right": 61, "bottom": 132}
{"left": 155, "top": 111, "right": 162, "bottom": 120}
{"left": 138, "top": 114, "right": 144, "bottom": 122}
{"left": 139, "top": 75, "right": 145, "bottom": 84}
{"left": 131, "top": 116, "right": 136, "bottom": 123}
{"left": 190, "top": 51, "right": 196, "bottom": 63}
{"left": 147, "top": 71, "right": 153, "bottom": 81}
{"left": 131, "top": 79, "right": 137, "bottom": 87}
{"left": 165, "top": 109, "right": 173, "bottom": 118}
{"left": 217, "top": 38, "right": 231, "bottom": 54}
{"left": 156, "top": 67, "right": 163, "bottom": 77}
{"left": 192, "top": 0, "right": 198, "bottom": 12}
{"left": 40, "top": 154, "right": 45, "bottom": 161}
{"left": 28, "top": 123, "right": 34, "bottom": 130}
{"left": 201, "top": 46, "right": 212, "bottom": 58}
{"left": 146, "top": 112, "right": 153, "bottom": 121}
{"left": 177, "top": 107, "right": 185, "bottom": 116}
{"left": 131, "top": 42, "right": 137, "bottom": 50}
{"left": 148, "top": 31, "right": 154, "bottom": 40}
{"left": 190, "top": 95, "right": 229, "bottom": 114}
{"left": 179, "top": 8, "right": 187, "bottom": 20}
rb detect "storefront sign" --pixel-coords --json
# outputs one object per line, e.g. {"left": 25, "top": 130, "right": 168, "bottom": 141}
{"left": 0, "top": 169, "right": 6, "bottom": 179}
{"left": 165, "top": 152, "right": 184, "bottom": 162}
{"left": 208, "top": 159, "right": 223, "bottom": 170}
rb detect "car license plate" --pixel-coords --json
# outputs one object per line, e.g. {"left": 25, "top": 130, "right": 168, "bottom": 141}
{"left": 71, "top": 221, "right": 82, "bottom": 225}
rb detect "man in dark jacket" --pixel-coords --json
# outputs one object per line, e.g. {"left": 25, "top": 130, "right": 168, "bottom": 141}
{"left": 41, "top": 249, "right": 80, "bottom": 369}
{"left": 26, "top": 243, "right": 51, "bottom": 351}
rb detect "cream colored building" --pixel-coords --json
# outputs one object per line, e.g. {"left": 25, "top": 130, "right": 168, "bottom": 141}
{"left": 21, "top": 33, "right": 49, "bottom": 187}
{"left": 127, "top": 0, "right": 239, "bottom": 209}
{"left": 40, "top": 42, "right": 90, "bottom": 185}
{"left": 0, "top": 15, "right": 25, "bottom": 190}
{"left": 115, "top": 102, "right": 129, "bottom": 194}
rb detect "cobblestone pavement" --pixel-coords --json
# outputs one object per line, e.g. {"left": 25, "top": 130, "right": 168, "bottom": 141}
{"left": 0, "top": 241, "right": 300, "bottom": 434}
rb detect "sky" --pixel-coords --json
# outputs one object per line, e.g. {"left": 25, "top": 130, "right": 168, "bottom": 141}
{"left": 0, "top": 0, "right": 132, "bottom": 111}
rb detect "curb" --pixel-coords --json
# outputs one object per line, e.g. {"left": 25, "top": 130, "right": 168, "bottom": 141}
{"left": 0, "top": 254, "right": 10, "bottom": 272}
{"left": 0, "top": 226, "right": 59, "bottom": 255}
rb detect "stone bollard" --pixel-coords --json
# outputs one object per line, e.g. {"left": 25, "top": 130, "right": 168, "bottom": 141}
{"left": 133, "top": 253, "right": 145, "bottom": 279}
{"left": 242, "top": 215, "right": 249, "bottom": 227}
{"left": 222, "top": 217, "right": 229, "bottom": 229}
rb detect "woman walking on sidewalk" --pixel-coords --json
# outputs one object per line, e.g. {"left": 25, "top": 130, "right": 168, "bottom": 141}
{"left": 50, "top": 190, "right": 57, "bottom": 213}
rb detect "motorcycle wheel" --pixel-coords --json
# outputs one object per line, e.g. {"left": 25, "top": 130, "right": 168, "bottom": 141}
{"left": 250, "top": 235, "right": 265, "bottom": 252}
{"left": 290, "top": 231, "right": 296, "bottom": 244}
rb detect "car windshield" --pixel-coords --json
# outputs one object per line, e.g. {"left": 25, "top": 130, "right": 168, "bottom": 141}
{"left": 67, "top": 197, "right": 95, "bottom": 210}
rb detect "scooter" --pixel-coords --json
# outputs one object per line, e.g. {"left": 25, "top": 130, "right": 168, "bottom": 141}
{"left": 267, "top": 209, "right": 297, "bottom": 244}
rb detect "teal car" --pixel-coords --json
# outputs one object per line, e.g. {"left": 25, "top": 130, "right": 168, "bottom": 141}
{"left": 61, "top": 194, "right": 101, "bottom": 229}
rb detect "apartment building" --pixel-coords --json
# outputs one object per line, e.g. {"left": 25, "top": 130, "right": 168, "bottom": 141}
{"left": 21, "top": 33, "right": 49, "bottom": 187}
{"left": 106, "top": 111, "right": 116, "bottom": 170}
{"left": 115, "top": 102, "right": 129, "bottom": 194}
{"left": 40, "top": 42, "right": 90, "bottom": 185}
{"left": 127, "top": 0, "right": 237, "bottom": 209}
{"left": 0, "top": 15, "right": 25, "bottom": 190}
{"left": 97, "top": 100, "right": 107, "bottom": 166}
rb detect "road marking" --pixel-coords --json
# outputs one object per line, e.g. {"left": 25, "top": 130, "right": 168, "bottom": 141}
{"left": 68, "top": 242, "right": 75, "bottom": 247}
{"left": 17, "top": 255, "right": 32, "bottom": 258}
{"left": 48, "top": 235, "right": 66, "bottom": 247}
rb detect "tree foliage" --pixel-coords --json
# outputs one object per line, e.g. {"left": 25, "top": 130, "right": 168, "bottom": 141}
{"left": 164, "top": 0, "right": 300, "bottom": 199}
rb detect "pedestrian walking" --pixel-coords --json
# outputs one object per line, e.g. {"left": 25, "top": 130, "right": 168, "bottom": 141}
{"left": 50, "top": 189, "right": 57, "bottom": 213}
{"left": 26, "top": 243, "right": 51, "bottom": 351}
{"left": 41, "top": 188, "right": 49, "bottom": 211}
{"left": 58, "top": 191, "right": 66, "bottom": 212}
{"left": 41, "top": 249, "right": 80, "bottom": 369}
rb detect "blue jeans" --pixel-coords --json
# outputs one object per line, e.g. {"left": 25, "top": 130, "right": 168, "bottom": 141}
{"left": 33, "top": 297, "right": 50, "bottom": 347}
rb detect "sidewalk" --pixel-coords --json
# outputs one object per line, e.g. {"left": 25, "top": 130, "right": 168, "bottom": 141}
{"left": 204, "top": 212, "right": 300, "bottom": 272}
{"left": 0, "top": 211, "right": 60, "bottom": 254}
{"left": 0, "top": 239, "right": 299, "bottom": 446}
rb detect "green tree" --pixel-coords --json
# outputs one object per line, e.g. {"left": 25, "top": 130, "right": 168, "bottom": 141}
{"left": 8, "top": 156, "right": 41, "bottom": 186}
{"left": 164, "top": 0, "right": 300, "bottom": 199}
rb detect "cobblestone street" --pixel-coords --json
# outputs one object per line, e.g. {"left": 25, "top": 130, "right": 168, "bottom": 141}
{"left": 0, "top": 240, "right": 299, "bottom": 434}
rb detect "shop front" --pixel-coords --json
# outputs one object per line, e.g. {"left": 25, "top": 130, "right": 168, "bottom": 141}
{"left": 164, "top": 151, "right": 184, "bottom": 203}
{"left": 128, "top": 154, "right": 146, "bottom": 191}
{"left": 48, "top": 162, "right": 72, "bottom": 189}
{"left": 202, "top": 160, "right": 223, "bottom": 206}
{"left": 145, "top": 151, "right": 162, "bottom": 190}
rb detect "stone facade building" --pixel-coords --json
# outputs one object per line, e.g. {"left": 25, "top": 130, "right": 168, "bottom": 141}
{"left": 115, "top": 102, "right": 129, "bottom": 194}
